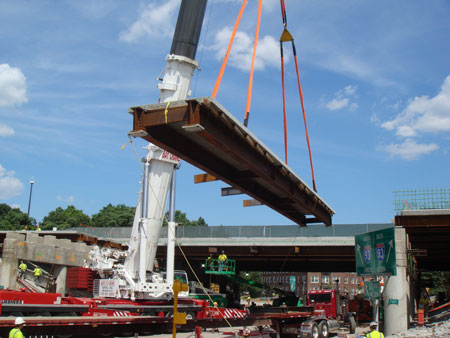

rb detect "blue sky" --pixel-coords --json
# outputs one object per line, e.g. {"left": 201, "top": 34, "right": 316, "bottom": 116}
{"left": 0, "top": 0, "right": 449, "bottom": 226}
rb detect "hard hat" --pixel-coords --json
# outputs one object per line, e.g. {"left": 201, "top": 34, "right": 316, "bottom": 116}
{"left": 15, "top": 317, "right": 25, "bottom": 325}
{"left": 370, "top": 322, "right": 377, "bottom": 327}
{"left": 221, "top": 250, "right": 224, "bottom": 253}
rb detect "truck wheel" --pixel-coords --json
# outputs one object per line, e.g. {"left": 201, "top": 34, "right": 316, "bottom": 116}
{"left": 318, "top": 321, "right": 329, "bottom": 338}
{"left": 311, "top": 323, "right": 320, "bottom": 338}
{"left": 349, "top": 316, "right": 356, "bottom": 334}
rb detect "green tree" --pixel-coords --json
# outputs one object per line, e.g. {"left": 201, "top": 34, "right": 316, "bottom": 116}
{"left": 191, "top": 216, "right": 207, "bottom": 227}
{"left": 162, "top": 210, "right": 208, "bottom": 226}
{"left": 91, "top": 204, "right": 135, "bottom": 227}
{"left": 0, "top": 203, "right": 11, "bottom": 218}
{"left": 41, "top": 205, "right": 91, "bottom": 230}
{"left": 239, "top": 271, "right": 264, "bottom": 298}
{"left": 0, "top": 203, "right": 36, "bottom": 230}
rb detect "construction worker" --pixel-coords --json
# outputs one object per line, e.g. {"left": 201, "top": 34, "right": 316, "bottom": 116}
{"left": 365, "top": 322, "right": 384, "bottom": 338}
{"left": 22, "top": 226, "right": 28, "bottom": 231}
{"left": 9, "top": 317, "right": 26, "bottom": 338}
{"left": 33, "top": 266, "right": 42, "bottom": 284}
{"left": 18, "top": 261, "right": 27, "bottom": 278}
{"left": 36, "top": 224, "right": 41, "bottom": 231}
{"left": 206, "top": 253, "right": 214, "bottom": 270}
{"left": 218, "top": 250, "right": 227, "bottom": 272}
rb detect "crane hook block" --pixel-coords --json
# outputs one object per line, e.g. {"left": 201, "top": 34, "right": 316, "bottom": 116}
{"left": 280, "top": 28, "right": 293, "bottom": 42}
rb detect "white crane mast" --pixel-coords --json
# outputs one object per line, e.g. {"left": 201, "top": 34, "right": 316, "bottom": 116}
{"left": 88, "top": 0, "right": 208, "bottom": 300}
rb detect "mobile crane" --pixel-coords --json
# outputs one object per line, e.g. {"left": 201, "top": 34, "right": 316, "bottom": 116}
{"left": 1, "top": 1, "right": 341, "bottom": 337}
{"left": 88, "top": 0, "right": 207, "bottom": 301}
{"left": 1, "top": 0, "right": 246, "bottom": 329}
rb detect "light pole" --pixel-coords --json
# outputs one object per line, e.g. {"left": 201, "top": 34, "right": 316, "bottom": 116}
{"left": 27, "top": 180, "right": 35, "bottom": 217}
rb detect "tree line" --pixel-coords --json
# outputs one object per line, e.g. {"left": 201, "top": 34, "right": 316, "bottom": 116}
{"left": 0, "top": 203, "right": 207, "bottom": 230}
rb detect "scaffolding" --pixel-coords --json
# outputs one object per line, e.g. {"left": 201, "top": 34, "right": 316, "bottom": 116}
{"left": 393, "top": 188, "right": 450, "bottom": 214}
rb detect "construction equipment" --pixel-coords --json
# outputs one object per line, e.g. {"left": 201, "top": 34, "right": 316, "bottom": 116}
{"left": 0, "top": 1, "right": 336, "bottom": 337}
{"left": 1, "top": 0, "right": 249, "bottom": 325}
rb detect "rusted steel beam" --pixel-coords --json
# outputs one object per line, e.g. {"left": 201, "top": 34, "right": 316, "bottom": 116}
{"left": 129, "top": 97, "right": 334, "bottom": 226}
{"left": 395, "top": 214, "right": 450, "bottom": 227}
{"left": 221, "top": 187, "right": 243, "bottom": 196}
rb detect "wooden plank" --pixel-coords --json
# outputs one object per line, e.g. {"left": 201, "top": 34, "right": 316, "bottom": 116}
{"left": 243, "top": 199, "right": 262, "bottom": 207}
{"left": 194, "top": 173, "right": 218, "bottom": 184}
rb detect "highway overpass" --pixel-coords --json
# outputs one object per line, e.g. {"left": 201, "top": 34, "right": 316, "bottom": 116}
{"left": 72, "top": 223, "right": 393, "bottom": 272}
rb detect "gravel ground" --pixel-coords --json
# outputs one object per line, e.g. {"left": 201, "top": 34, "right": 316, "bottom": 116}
{"left": 385, "top": 319, "right": 450, "bottom": 338}
{"left": 140, "top": 319, "right": 450, "bottom": 338}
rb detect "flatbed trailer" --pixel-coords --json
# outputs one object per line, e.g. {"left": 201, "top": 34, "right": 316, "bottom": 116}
{"left": 0, "top": 315, "right": 270, "bottom": 338}
{"left": 0, "top": 305, "right": 351, "bottom": 338}
{"left": 0, "top": 315, "right": 173, "bottom": 337}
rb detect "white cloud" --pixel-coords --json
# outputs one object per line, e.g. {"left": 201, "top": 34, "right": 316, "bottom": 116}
{"left": 380, "top": 138, "right": 439, "bottom": 160}
{"left": 370, "top": 112, "right": 380, "bottom": 124}
{"left": 0, "top": 164, "right": 24, "bottom": 199}
{"left": 211, "top": 26, "right": 281, "bottom": 71}
{"left": 262, "top": 0, "right": 278, "bottom": 12}
{"left": 325, "top": 85, "right": 358, "bottom": 111}
{"left": 377, "top": 77, "right": 450, "bottom": 160}
{"left": 326, "top": 98, "right": 348, "bottom": 111}
{"left": 0, "top": 123, "right": 15, "bottom": 137}
{"left": 349, "top": 102, "right": 359, "bottom": 111}
{"left": 388, "top": 100, "right": 402, "bottom": 111}
{"left": 0, "top": 64, "right": 28, "bottom": 107}
{"left": 381, "top": 75, "right": 450, "bottom": 137}
{"left": 344, "top": 85, "right": 357, "bottom": 96}
{"left": 119, "top": 0, "right": 179, "bottom": 43}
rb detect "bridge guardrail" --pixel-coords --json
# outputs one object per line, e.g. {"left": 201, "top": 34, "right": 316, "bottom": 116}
{"left": 72, "top": 224, "right": 393, "bottom": 241}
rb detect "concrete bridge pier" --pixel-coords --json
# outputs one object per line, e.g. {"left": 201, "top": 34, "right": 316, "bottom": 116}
{"left": 384, "top": 228, "right": 409, "bottom": 335}
{"left": 54, "top": 265, "right": 68, "bottom": 295}
{"left": 0, "top": 238, "right": 18, "bottom": 289}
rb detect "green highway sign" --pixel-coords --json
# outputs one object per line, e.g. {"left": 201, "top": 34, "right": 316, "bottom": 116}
{"left": 355, "top": 227, "right": 397, "bottom": 276}
{"left": 364, "top": 281, "right": 381, "bottom": 299}
{"left": 290, "top": 276, "right": 296, "bottom": 292}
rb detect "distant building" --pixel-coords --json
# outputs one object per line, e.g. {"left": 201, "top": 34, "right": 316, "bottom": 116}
{"left": 261, "top": 271, "right": 364, "bottom": 300}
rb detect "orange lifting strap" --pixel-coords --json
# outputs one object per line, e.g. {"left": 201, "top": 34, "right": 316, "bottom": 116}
{"left": 278, "top": 0, "right": 317, "bottom": 192}
{"left": 243, "top": 0, "right": 263, "bottom": 127}
{"left": 211, "top": 0, "right": 263, "bottom": 128}
{"left": 211, "top": 0, "right": 247, "bottom": 99}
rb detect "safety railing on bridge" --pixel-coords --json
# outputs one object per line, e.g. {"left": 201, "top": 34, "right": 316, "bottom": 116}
{"left": 393, "top": 188, "right": 450, "bottom": 215}
{"left": 73, "top": 223, "right": 394, "bottom": 242}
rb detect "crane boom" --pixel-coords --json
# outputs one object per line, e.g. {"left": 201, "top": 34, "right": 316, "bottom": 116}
{"left": 89, "top": 0, "right": 208, "bottom": 300}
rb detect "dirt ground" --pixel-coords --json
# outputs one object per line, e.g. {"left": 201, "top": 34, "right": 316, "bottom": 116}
{"left": 140, "top": 324, "right": 370, "bottom": 338}
{"left": 139, "top": 318, "right": 450, "bottom": 338}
